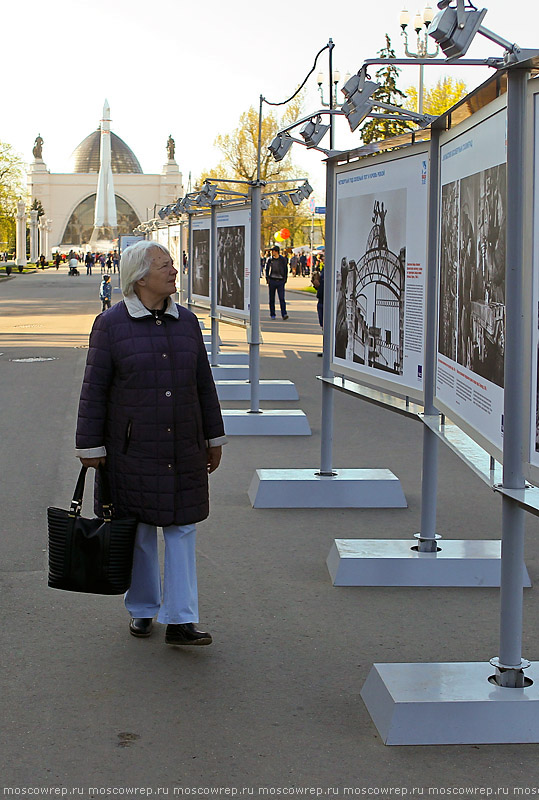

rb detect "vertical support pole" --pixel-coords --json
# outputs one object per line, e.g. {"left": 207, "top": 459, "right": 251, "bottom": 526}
{"left": 319, "top": 158, "right": 336, "bottom": 476}
{"left": 418, "top": 63, "right": 425, "bottom": 116}
{"left": 328, "top": 39, "right": 335, "bottom": 152}
{"left": 249, "top": 183, "right": 262, "bottom": 414}
{"left": 187, "top": 212, "right": 193, "bottom": 308}
{"left": 417, "top": 126, "right": 441, "bottom": 553}
{"left": 178, "top": 219, "right": 184, "bottom": 305}
{"left": 210, "top": 205, "right": 219, "bottom": 366}
{"left": 493, "top": 67, "right": 529, "bottom": 687}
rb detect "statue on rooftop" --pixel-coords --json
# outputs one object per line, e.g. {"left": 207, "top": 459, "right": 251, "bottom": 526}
{"left": 167, "top": 135, "right": 175, "bottom": 161}
{"left": 32, "top": 134, "right": 44, "bottom": 160}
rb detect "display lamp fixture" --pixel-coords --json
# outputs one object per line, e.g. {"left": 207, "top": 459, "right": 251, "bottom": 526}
{"left": 260, "top": 197, "right": 271, "bottom": 211}
{"left": 198, "top": 183, "right": 218, "bottom": 205}
{"left": 341, "top": 70, "right": 380, "bottom": 132}
{"left": 428, "top": 0, "right": 487, "bottom": 59}
{"left": 300, "top": 180, "right": 313, "bottom": 198}
{"left": 290, "top": 190, "right": 304, "bottom": 206}
{"left": 158, "top": 207, "right": 168, "bottom": 220}
{"left": 300, "top": 115, "right": 331, "bottom": 148}
{"left": 278, "top": 192, "right": 290, "bottom": 207}
{"left": 268, "top": 133, "right": 294, "bottom": 162}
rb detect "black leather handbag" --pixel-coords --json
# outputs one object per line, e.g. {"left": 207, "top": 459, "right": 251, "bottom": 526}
{"left": 47, "top": 465, "right": 138, "bottom": 595}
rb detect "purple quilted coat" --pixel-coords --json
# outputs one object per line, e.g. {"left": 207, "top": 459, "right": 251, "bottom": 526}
{"left": 76, "top": 298, "right": 225, "bottom": 527}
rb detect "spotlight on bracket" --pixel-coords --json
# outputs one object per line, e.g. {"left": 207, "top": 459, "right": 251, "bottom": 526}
{"left": 300, "top": 181, "right": 313, "bottom": 199}
{"left": 269, "top": 133, "right": 294, "bottom": 162}
{"left": 299, "top": 115, "right": 330, "bottom": 148}
{"left": 260, "top": 197, "right": 271, "bottom": 211}
{"left": 429, "top": 0, "right": 487, "bottom": 58}
{"left": 290, "top": 191, "right": 303, "bottom": 206}
{"left": 199, "top": 183, "right": 217, "bottom": 205}
{"left": 278, "top": 193, "right": 290, "bottom": 207}
{"left": 341, "top": 71, "right": 380, "bottom": 132}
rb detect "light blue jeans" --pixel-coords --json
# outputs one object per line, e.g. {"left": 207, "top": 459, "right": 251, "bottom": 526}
{"left": 124, "top": 522, "right": 198, "bottom": 624}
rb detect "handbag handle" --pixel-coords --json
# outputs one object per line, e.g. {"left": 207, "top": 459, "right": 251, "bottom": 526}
{"left": 69, "top": 464, "right": 114, "bottom": 522}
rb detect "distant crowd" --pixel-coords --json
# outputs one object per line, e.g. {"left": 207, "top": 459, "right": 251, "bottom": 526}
{"left": 260, "top": 249, "right": 325, "bottom": 278}
{"left": 63, "top": 249, "right": 120, "bottom": 276}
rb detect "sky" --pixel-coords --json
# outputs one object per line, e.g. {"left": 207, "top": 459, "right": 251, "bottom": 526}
{"left": 3, "top": 0, "right": 536, "bottom": 206}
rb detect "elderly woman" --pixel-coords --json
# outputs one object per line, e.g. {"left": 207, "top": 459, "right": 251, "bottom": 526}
{"left": 75, "top": 241, "right": 226, "bottom": 646}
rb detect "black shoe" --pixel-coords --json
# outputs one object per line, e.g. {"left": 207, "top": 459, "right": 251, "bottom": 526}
{"left": 165, "top": 623, "right": 212, "bottom": 646}
{"left": 282, "top": 314, "right": 289, "bottom": 320}
{"left": 129, "top": 617, "right": 154, "bottom": 637}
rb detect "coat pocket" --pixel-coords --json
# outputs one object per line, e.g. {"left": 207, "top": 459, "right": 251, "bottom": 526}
{"left": 122, "top": 420, "right": 133, "bottom": 454}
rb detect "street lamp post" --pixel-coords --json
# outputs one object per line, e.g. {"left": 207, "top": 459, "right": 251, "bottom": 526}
{"left": 399, "top": 5, "right": 439, "bottom": 114}
{"left": 316, "top": 42, "right": 351, "bottom": 151}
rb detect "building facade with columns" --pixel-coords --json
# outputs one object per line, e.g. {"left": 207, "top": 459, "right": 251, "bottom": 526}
{"left": 27, "top": 122, "right": 183, "bottom": 256}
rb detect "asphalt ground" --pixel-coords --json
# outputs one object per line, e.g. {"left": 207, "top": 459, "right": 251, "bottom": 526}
{"left": 1, "top": 267, "right": 539, "bottom": 793}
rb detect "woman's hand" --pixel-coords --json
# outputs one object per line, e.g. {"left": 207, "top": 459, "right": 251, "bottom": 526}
{"left": 206, "top": 446, "right": 222, "bottom": 474}
{"left": 79, "top": 457, "right": 106, "bottom": 469}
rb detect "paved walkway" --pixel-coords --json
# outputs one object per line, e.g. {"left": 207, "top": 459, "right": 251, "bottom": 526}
{"left": 1, "top": 268, "right": 539, "bottom": 793}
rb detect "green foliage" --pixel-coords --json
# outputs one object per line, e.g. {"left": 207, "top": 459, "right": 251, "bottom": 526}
{"left": 360, "top": 35, "right": 414, "bottom": 144}
{"left": 0, "top": 141, "right": 25, "bottom": 252}
{"left": 31, "top": 198, "right": 45, "bottom": 217}
{"left": 405, "top": 77, "right": 468, "bottom": 116}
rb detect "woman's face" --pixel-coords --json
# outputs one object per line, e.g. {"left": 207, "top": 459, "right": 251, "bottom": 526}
{"left": 139, "top": 249, "right": 178, "bottom": 299}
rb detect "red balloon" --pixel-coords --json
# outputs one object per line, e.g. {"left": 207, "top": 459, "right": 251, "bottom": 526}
{"left": 280, "top": 228, "right": 290, "bottom": 239}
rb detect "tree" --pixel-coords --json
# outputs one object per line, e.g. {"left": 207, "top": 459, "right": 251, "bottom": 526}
{"left": 0, "top": 141, "right": 25, "bottom": 254}
{"left": 31, "top": 198, "right": 45, "bottom": 218}
{"left": 405, "top": 77, "right": 468, "bottom": 116}
{"left": 360, "top": 35, "right": 414, "bottom": 144}
{"left": 198, "top": 95, "right": 314, "bottom": 248}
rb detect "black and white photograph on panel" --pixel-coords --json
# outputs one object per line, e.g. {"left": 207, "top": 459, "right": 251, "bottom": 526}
{"left": 217, "top": 225, "right": 245, "bottom": 310}
{"left": 439, "top": 180, "right": 459, "bottom": 361}
{"left": 192, "top": 228, "right": 210, "bottom": 298}
{"left": 457, "top": 163, "right": 506, "bottom": 388}
{"left": 536, "top": 342, "right": 539, "bottom": 453}
{"left": 334, "top": 189, "right": 406, "bottom": 375}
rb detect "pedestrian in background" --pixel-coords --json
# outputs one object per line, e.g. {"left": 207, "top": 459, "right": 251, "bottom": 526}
{"left": 76, "top": 240, "right": 226, "bottom": 647}
{"left": 99, "top": 274, "right": 112, "bottom": 311}
{"left": 265, "top": 245, "right": 289, "bottom": 320}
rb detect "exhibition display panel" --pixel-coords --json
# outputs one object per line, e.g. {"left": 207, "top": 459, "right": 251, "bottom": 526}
{"left": 331, "top": 143, "right": 429, "bottom": 404}
{"left": 435, "top": 95, "right": 507, "bottom": 462}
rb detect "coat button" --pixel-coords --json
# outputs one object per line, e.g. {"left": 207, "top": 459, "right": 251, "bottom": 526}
{"left": 167, "top": 427, "right": 172, "bottom": 432}
{"left": 165, "top": 391, "right": 171, "bottom": 397}
{"left": 168, "top": 464, "right": 173, "bottom": 469}
{"left": 162, "top": 353, "right": 168, "bottom": 359}
{"left": 156, "top": 319, "right": 162, "bottom": 326}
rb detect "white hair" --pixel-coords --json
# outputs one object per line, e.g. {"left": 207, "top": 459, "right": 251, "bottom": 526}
{"left": 120, "top": 240, "right": 170, "bottom": 297}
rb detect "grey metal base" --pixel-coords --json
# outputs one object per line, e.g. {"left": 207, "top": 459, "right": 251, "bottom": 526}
{"left": 223, "top": 409, "right": 311, "bottom": 436}
{"left": 361, "top": 661, "right": 539, "bottom": 744}
{"left": 326, "top": 538, "right": 531, "bottom": 587}
{"left": 248, "top": 468, "right": 406, "bottom": 509}
{"left": 205, "top": 351, "right": 249, "bottom": 364}
{"left": 211, "top": 364, "right": 250, "bottom": 380}
{"left": 216, "top": 380, "right": 298, "bottom": 401}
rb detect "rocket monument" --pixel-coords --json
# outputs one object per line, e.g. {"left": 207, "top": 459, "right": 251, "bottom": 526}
{"left": 89, "top": 99, "right": 118, "bottom": 247}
